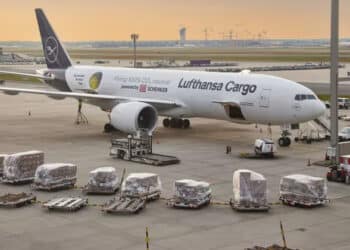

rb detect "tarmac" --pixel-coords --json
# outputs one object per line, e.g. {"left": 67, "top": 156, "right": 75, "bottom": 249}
{"left": 1, "top": 82, "right": 350, "bottom": 250}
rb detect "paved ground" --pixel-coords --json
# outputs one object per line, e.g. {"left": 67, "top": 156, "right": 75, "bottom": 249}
{"left": 0, "top": 84, "right": 350, "bottom": 250}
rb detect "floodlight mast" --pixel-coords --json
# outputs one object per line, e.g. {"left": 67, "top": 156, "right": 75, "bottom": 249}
{"left": 330, "top": 0, "right": 339, "bottom": 164}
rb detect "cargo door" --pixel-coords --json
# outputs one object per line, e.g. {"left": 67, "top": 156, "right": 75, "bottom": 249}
{"left": 259, "top": 89, "right": 271, "bottom": 108}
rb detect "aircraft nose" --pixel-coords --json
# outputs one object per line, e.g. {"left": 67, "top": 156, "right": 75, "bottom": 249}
{"left": 315, "top": 100, "right": 326, "bottom": 117}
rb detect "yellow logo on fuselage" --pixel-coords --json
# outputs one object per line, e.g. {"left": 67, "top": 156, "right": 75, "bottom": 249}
{"left": 89, "top": 72, "right": 102, "bottom": 90}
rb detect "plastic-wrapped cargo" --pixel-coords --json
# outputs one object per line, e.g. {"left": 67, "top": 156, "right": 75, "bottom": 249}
{"left": 85, "top": 167, "right": 120, "bottom": 193}
{"left": 280, "top": 174, "right": 327, "bottom": 206}
{"left": 174, "top": 179, "right": 211, "bottom": 204}
{"left": 3, "top": 151, "right": 44, "bottom": 182}
{"left": 121, "top": 173, "right": 162, "bottom": 199}
{"left": 33, "top": 163, "right": 77, "bottom": 189}
{"left": 232, "top": 169, "right": 268, "bottom": 208}
{"left": 0, "top": 154, "right": 7, "bottom": 176}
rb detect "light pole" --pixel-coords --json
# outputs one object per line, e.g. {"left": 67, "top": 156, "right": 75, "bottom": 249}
{"left": 130, "top": 33, "right": 139, "bottom": 68}
{"left": 330, "top": 0, "right": 339, "bottom": 164}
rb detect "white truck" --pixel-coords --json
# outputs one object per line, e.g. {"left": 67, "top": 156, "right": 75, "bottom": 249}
{"left": 254, "top": 139, "right": 276, "bottom": 158}
{"left": 338, "top": 97, "right": 350, "bottom": 109}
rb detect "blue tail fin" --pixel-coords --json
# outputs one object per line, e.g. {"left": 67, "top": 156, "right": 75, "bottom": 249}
{"left": 35, "top": 9, "right": 72, "bottom": 69}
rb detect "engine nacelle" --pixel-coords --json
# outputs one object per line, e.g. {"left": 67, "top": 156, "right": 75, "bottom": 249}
{"left": 110, "top": 102, "right": 158, "bottom": 134}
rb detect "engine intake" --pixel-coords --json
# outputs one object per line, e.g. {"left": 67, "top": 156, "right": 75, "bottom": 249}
{"left": 110, "top": 102, "right": 158, "bottom": 134}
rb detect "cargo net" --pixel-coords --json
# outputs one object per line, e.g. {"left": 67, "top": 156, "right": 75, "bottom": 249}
{"left": 174, "top": 179, "right": 211, "bottom": 204}
{"left": 34, "top": 163, "right": 77, "bottom": 186}
{"left": 88, "top": 167, "right": 119, "bottom": 189}
{"left": 280, "top": 174, "right": 327, "bottom": 204}
{"left": 3, "top": 151, "right": 44, "bottom": 181}
{"left": 232, "top": 169, "right": 268, "bottom": 207}
{"left": 121, "top": 173, "right": 162, "bottom": 198}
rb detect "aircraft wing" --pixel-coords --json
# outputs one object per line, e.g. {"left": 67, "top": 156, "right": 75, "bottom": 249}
{"left": 0, "top": 71, "right": 54, "bottom": 83}
{"left": 0, "top": 86, "right": 180, "bottom": 110}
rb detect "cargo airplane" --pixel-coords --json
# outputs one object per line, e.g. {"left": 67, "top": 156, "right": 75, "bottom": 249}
{"left": 0, "top": 9, "right": 325, "bottom": 147}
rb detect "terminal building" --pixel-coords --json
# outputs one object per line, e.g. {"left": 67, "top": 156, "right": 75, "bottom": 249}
{"left": 0, "top": 47, "right": 45, "bottom": 65}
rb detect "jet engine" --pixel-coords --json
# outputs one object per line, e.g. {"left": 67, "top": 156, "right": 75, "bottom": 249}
{"left": 110, "top": 102, "right": 158, "bottom": 134}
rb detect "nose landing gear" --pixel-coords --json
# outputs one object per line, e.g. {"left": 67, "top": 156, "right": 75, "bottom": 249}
{"left": 278, "top": 137, "right": 291, "bottom": 147}
{"left": 278, "top": 130, "right": 291, "bottom": 147}
{"left": 163, "top": 118, "right": 190, "bottom": 129}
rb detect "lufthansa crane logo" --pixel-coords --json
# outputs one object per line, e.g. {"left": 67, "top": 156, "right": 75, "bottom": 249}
{"left": 44, "top": 36, "right": 59, "bottom": 63}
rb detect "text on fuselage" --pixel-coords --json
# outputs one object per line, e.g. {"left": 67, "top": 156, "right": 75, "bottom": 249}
{"left": 178, "top": 78, "right": 257, "bottom": 95}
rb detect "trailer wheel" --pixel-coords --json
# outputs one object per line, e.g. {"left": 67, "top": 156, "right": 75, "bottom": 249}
{"left": 331, "top": 170, "right": 338, "bottom": 181}
{"left": 117, "top": 150, "right": 125, "bottom": 159}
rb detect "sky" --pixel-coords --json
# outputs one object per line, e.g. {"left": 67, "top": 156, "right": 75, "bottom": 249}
{"left": 1, "top": 0, "right": 350, "bottom": 41}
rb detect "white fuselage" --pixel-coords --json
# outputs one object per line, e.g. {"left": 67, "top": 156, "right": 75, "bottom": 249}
{"left": 63, "top": 65, "right": 325, "bottom": 125}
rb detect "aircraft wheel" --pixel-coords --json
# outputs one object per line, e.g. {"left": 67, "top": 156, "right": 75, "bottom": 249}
{"left": 278, "top": 138, "right": 285, "bottom": 147}
{"left": 170, "top": 118, "right": 177, "bottom": 128}
{"left": 104, "top": 123, "right": 114, "bottom": 133}
{"left": 278, "top": 137, "right": 291, "bottom": 147}
{"left": 285, "top": 137, "right": 291, "bottom": 146}
{"left": 163, "top": 118, "right": 170, "bottom": 128}
{"left": 331, "top": 170, "right": 338, "bottom": 181}
{"left": 177, "top": 119, "right": 184, "bottom": 128}
{"left": 183, "top": 119, "right": 190, "bottom": 129}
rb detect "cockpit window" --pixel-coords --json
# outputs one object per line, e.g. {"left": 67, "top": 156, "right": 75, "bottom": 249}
{"left": 295, "top": 94, "right": 317, "bottom": 101}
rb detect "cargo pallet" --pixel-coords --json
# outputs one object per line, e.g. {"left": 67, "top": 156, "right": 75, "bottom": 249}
{"left": 123, "top": 190, "right": 161, "bottom": 202}
{"left": 82, "top": 185, "right": 119, "bottom": 195}
{"left": 279, "top": 195, "right": 328, "bottom": 207}
{"left": 0, "top": 193, "right": 36, "bottom": 208}
{"left": 128, "top": 153, "right": 180, "bottom": 166}
{"left": 229, "top": 199, "right": 270, "bottom": 212}
{"left": 110, "top": 133, "right": 180, "bottom": 166}
{"left": 102, "top": 197, "right": 146, "bottom": 214}
{"left": 246, "top": 244, "right": 297, "bottom": 250}
{"left": 166, "top": 198, "right": 211, "bottom": 209}
{"left": 31, "top": 179, "right": 76, "bottom": 191}
{"left": 1, "top": 177, "right": 34, "bottom": 184}
{"left": 43, "top": 197, "right": 88, "bottom": 212}
{"left": 239, "top": 152, "right": 276, "bottom": 160}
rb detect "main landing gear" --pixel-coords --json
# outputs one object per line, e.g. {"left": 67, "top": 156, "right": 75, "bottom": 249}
{"left": 104, "top": 123, "right": 116, "bottom": 133}
{"left": 75, "top": 99, "right": 88, "bottom": 125}
{"left": 163, "top": 118, "right": 190, "bottom": 129}
{"left": 104, "top": 113, "right": 117, "bottom": 133}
